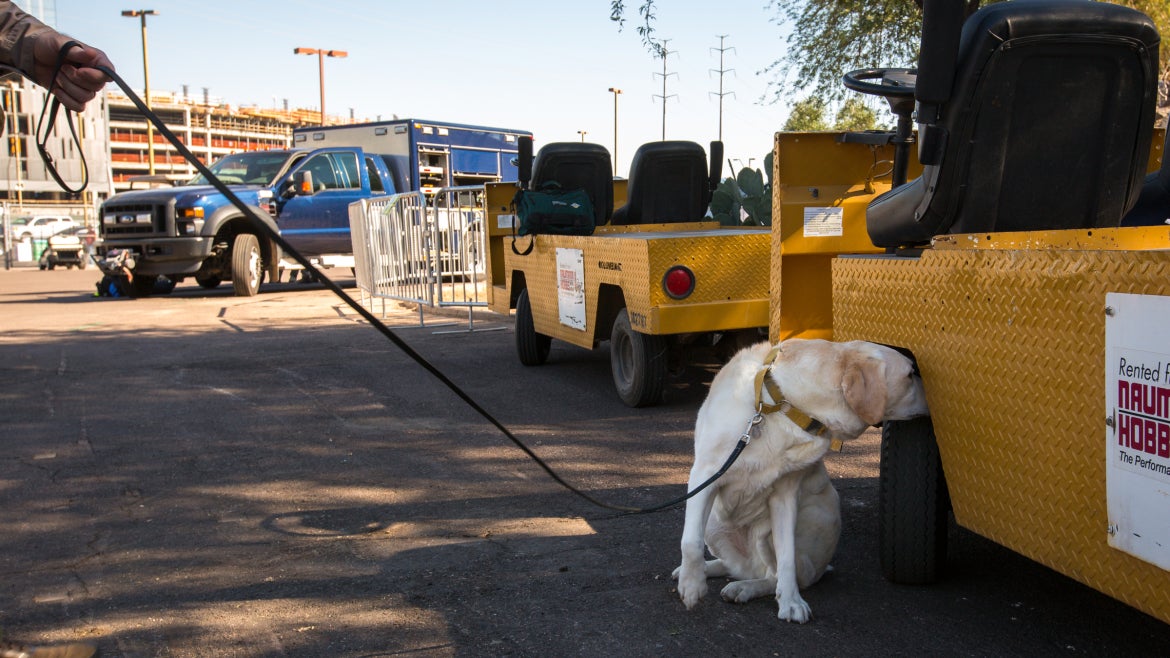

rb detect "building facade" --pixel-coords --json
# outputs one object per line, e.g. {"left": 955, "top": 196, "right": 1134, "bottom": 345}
{"left": 0, "top": 79, "right": 111, "bottom": 222}
{"left": 105, "top": 91, "right": 319, "bottom": 192}
{"left": 0, "top": 85, "right": 326, "bottom": 225}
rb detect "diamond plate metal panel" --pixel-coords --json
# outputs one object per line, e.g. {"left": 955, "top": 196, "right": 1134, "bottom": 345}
{"left": 833, "top": 249, "right": 1170, "bottom": 624}
{"left": 509, "top": 226, "right": 770, "bottom": 347}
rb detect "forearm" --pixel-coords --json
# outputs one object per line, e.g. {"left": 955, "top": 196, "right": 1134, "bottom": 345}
{"left": 0, "top": 2, "right": 53, "bottom": 77}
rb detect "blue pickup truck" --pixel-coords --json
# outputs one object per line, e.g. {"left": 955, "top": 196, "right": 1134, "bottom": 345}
{"left": 98, "top": 146, "right": 400, "bottom": 296}
{"left": 98, "top": 119, "right": 530, "bottom": 297}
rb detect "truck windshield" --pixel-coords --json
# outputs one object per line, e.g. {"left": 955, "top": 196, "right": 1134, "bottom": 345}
{"left": 186, "top": 151, "right": 297, "bottom": 187}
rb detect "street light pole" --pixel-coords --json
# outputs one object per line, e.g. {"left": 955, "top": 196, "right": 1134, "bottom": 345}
{"left": 577, "top": 130, "right": 587, "bottom": 142}
{"left": 294, "top": 47, "right": 348, "bottom": 126}
{"left": 122, "top": 9, "right": 158, "bottom": 174}
{"left": 607, "top": 87, "right": 622, "bottom": 174}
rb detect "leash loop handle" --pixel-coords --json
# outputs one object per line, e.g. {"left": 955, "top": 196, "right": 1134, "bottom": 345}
{"left": 34, "top": 40, "right": 88, "bottom": 195}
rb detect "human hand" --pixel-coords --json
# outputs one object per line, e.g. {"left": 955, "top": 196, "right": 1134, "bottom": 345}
{"left": 31, "top": 32, "right": 114, "bottom": 112}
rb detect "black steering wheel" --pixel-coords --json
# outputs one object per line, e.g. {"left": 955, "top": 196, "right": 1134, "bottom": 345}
{"left": 843, "top": 68, "right": 919, "bottom": 189}
{"left": 842, "top": 68, "right": 918, "bottom": 99}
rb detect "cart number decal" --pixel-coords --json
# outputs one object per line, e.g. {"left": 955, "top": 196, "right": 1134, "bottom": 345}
{"left": 556, "top": 248, "right": 586, "bottom": 331}
{"left": 803, "top": 207, "right": 843, "bottom": 237}
{"left": 1105, "top": 292, "right": 1170, "bottom": 572}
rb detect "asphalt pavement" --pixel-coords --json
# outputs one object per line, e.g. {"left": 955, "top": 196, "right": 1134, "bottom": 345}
{"left": 3, "top": 266, "right": 1170, "bottom": 657}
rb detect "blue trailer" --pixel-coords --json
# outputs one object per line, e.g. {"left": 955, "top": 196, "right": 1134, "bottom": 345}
{"left": 293, "top": 119, "right": 532, "bottom": 195}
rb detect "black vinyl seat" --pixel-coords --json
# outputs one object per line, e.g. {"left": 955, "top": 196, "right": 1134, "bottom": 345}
{"left": 529, "top": 142, "right": 613, "bottom": 227}
{"left": 867, "top": 0, "right": 1160, "bottom": 249}
{"left": 1121, "top": 126, "right": 1170, "bottom": 226}
{"left": 612, "top": 141, "right": 712, "bottom": 225}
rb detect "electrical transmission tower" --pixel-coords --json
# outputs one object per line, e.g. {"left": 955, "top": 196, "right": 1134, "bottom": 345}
{"left": 652, "top": 39, "right": 678, "bottom": 141}
{"left": 709, "top": 35, "right": 736, "bottom": 142}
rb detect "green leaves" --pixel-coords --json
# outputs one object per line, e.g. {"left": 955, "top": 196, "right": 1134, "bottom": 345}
{"left": 784, "top": 96, "right": 882, "bottom": 132}
{"left": 710, "top": 151, "right": 773, "bottom": 227}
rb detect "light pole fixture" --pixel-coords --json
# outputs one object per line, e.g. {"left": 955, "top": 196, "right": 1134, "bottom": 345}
{"left": 577, "top": 130, "right": 587, "bottom": 142}
{"left": 294, "top": 47, "right": 348, "bottom": 125}
{"left": 122, "top": 9, "right": 158, "bottom": 174}
{"left": 608, "top": 87, "right": 622, "bottom": 173}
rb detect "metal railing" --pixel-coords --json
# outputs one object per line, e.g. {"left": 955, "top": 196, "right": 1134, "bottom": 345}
{"left": 349, "top": 185, "right": 497, "bottom": 331}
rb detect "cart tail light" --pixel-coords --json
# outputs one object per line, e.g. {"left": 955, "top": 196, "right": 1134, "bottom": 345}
{"left": 663, "top": 265, "right": 695, "bottom": 299}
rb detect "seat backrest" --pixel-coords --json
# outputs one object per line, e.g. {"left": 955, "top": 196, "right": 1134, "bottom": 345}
{"left": 530, "top": 142, "right": 613, "bottom": 226}
{"left": 1121, "top": 126, "right": 1170, "bottom": 226}
{"left": 612, "top": 141, "right": 709, "bottom": 225}
{"left": 867, "top": 0, "right": 1160, "bottom": 248}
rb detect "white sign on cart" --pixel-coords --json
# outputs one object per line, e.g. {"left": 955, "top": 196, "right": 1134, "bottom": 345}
{"left": 1105, "top": 292, "right": 1170, "bottom": 572}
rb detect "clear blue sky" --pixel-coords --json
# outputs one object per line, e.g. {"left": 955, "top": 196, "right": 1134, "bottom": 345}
{"left": 55, "top": 0, "right": 797, "bottom": 177}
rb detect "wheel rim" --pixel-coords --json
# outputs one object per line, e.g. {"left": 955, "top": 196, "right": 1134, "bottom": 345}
{"left": 247, "top": 245, "right": 261, "bottom": 289}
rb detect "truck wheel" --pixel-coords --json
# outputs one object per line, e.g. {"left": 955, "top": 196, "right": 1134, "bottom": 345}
{"left": 879, "top": 415, "right": 949, "bottom": 585}
{"left": 610, "top": 308, "right": 667, "bottom": 407}
{"left": 515, "top": 288, "right": 551, "bottom": 366}
{"left": 195, "top": 275, "right": 222, "bottom": 290}
{"left": 231, "top": 233, "right": 263, "bottom": 297}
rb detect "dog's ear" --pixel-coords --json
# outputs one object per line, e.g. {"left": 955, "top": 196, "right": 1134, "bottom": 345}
{"left": 842, "top": 354, "right": 888, "bottom": 426}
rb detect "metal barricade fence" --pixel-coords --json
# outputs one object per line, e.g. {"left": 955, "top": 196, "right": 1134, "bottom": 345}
{"left": 349, "top": 192, "right": 434, "bottom": 324}
{"left": 349, "top": 186, "right": 499, "bottom": 331}
{"left": 429, "top": 186, "right": 491, "bottom": 318}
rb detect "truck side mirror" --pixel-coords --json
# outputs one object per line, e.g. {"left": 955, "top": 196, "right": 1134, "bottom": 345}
{"left": 291, "top": 170, "right": 316, "bottom": 196}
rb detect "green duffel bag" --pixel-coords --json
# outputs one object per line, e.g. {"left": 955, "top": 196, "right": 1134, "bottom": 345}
{"left": 511, "top": 181, "right": 595, "bottom": 255}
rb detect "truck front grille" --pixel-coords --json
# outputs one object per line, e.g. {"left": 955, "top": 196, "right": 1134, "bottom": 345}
{"left": 102, "top": 203, "right": 167, "bottom": 237}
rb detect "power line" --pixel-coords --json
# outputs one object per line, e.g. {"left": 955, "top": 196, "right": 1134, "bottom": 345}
{"left": 709, "top": 35, "right": 736, "bottom": 142}
{"left": 652, "top": 39, "right": 678, "bottom": 141}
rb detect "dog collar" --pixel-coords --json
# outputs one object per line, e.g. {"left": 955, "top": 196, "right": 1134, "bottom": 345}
{"left": 754, "top": 346, "right": 843, "bottom": 452}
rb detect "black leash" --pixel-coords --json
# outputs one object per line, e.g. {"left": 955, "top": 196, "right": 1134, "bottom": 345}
{"left": 84, "top": 61, "right": 745, "bottom": 515}
{"left": 35, "top": 41, "right": 88, "bottom": 195}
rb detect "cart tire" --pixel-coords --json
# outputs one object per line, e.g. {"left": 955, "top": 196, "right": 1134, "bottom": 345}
{"left": 610, "top": 308, "right": 667, "bottom": 407}
{"left": 196, "top": 275, "right": 222, "bottom": 290}
{"left": 879, "top": 415, "right": 948, "bottom": 585}
{"left": 515, "top": 288, "right": 550, "bottom": 366}
{"left": 231, "top": 233, "right": 263, "bottom": 297}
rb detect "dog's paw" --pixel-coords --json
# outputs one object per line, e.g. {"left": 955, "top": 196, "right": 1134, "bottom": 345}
{"left": 676, "top": 569, "right": 708, "bottom": 610}
{"left": 670, "top": 565, "right": 682, "bottom": 581}
{"left": 720, "top": 581, "right": 755, "bottom": 604}
{"left": 776, "top": 594, "right": 812, "bottom": 624}
{"left": 720, "top": 578, "right": 773, "bottom": 604}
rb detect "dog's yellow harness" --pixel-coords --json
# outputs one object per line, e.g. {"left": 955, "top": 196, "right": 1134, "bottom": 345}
{"left": 753, "top": 346, "right": 843, "bottom": 452}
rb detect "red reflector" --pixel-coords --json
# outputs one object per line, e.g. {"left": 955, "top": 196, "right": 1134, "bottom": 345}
{"left": 663, "top": 266, "right": 695, "bottom": 299}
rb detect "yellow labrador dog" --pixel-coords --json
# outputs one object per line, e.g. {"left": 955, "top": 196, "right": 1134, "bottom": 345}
{"left": 674, "top": 339, "right": 928, "bottom": 622}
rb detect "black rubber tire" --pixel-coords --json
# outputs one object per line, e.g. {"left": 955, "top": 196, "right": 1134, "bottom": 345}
{"left": 231, "top": 233, "right": 263, "bottom": 297}
{"left": 515, "top": 288, "right": 551, "bottom": 366}
{"left": 879, "top": 415, "right": 949, "bottom": 585}
{"left": 196, "top": 275, "right": 222, "bottom": 290}
{"left": 610, "top": 308, "right": 668, "bottom": 407}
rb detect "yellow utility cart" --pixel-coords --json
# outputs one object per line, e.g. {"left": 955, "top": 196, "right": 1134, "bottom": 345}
{"left": 772, "top": 0, "right": 1170, "bottom": 625}
{"left": 482, "top": 138, "right": 770, "bottom": 407}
